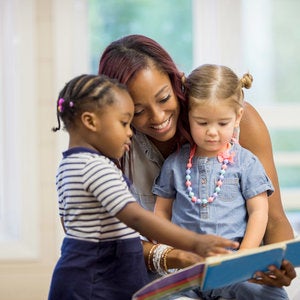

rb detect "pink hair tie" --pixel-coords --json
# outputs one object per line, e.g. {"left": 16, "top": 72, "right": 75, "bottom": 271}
{"left": 58, "top": 98, "right": 64, "bottom": 112}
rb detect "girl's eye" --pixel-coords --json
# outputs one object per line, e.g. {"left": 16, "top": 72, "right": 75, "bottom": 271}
{"left": 160, "top": 94, "right": 171, "bottom": 103}
{"left": 122, "top": 119, "right": 132, "bottom": 127}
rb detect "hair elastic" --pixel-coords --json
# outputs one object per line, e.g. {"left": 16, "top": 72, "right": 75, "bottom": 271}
{"left": 58, "top": 98, "right": 64, "bottom": 112}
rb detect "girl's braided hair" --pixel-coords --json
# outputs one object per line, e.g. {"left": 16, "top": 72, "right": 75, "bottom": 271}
{"left": 52, "top": 74, "right": 127, "bottom": 132}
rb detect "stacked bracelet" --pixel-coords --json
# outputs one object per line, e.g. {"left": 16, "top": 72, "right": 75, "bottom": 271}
{"left": 162, "top": 246, "right": 174, "bottom": 273}
{"left": 147, "top": 243, "right": 177, "bottom": 275}
{"left": 147, "top": 244, "right": 158, "bottom": 272}
{"left": 151, "top": 244, "right": 175, "bottom": 275}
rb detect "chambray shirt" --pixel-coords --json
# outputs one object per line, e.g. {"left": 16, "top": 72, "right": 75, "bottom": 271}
{"left": 123, "top": 131, "right": 165, "bottom": 211}
{"left": 152, "top": 143, "right": 274, "bottom": 241}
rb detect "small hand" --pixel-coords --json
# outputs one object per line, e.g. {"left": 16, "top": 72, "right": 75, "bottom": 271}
{"left": 195, "top": 234, "right": 239, "bottom": 257}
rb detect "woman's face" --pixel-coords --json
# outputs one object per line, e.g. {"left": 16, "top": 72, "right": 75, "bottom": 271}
{"left": 127, "top": 66, "right": 180, "bottom": 142}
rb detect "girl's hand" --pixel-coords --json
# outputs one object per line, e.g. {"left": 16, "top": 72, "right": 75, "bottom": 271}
{"left": 249, "top": 260, "right": 296, "bottom": 287}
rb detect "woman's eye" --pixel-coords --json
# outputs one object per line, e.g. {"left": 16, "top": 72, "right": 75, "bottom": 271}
{"left": 160, "top": 94, "right": 171, "bottom": 103}
{"left": 134, "top": 109, "right": 144, "bottom": 117}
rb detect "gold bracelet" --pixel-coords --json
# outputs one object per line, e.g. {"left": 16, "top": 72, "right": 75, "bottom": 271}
{"left": 147, "top": 244, "right": 158, "bottom": 272}
{"left": 161, "top": 246, "right": 174, "bottom": 273}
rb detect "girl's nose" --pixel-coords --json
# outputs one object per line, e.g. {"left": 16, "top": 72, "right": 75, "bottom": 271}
{"left": 128, "top": 126, "right": 133, "bottom": 137}
{"left": 206, "top": 126, "right": 217, "bottom": 136}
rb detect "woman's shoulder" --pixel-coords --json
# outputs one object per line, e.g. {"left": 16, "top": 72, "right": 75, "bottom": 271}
{"left": 239, "top": 102, "right": 270, "bottom": 152}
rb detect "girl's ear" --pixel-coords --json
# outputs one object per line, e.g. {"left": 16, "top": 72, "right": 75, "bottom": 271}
{"left": 81, "top": 112, "right": 99, "bottom": 132}
{"left": 235, "top": 108, "right": 244, "bottom": 128}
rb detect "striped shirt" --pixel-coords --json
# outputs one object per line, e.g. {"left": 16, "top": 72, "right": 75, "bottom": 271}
{"left": 56, "top": 147, "right": 139, "bottom": 242}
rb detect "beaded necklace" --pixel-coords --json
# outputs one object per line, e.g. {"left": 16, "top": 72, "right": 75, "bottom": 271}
{"left": 185, "top": 142, "right": 235, "bottom": 218}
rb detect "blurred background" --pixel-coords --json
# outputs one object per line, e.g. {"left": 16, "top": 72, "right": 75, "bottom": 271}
{"left": 0, "top": 0, "right": 299, "bottom": 299}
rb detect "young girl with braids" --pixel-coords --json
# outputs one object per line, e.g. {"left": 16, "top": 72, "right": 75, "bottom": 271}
{"left": 153, "top": 64, "right": 289, "bottom": 299}
{"left": 48, "top": 74, "right": 238, "bottom": 300}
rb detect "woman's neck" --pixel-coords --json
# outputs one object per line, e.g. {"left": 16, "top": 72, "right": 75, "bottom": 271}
{"left": 148, "top": 136, "right": 177, "bottom": 159}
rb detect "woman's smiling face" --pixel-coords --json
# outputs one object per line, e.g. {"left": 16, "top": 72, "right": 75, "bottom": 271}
{"left": 127, "top": 65, "right": 180, "bottom": 142}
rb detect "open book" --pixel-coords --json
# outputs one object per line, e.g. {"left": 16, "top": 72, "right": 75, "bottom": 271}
{"left": 132, "top": 238, "right": 300, "bottom": 300}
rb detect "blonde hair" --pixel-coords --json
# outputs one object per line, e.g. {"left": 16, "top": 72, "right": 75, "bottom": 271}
{"left": 184, "top": 64, "right": 253, "bottom": 112}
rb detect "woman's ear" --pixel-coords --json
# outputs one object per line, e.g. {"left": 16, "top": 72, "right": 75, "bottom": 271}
{"left": 81, "top": 112, "right": 99, "bottom": 132}
{"left": 235, "top": 108, "right": 244, "bottom": 127}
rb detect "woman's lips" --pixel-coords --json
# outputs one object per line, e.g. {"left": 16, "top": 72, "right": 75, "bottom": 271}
{"left": 150, "top": 116, "right": 172, "bottom": 132}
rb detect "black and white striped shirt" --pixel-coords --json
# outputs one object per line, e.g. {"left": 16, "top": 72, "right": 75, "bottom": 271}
{"left": 56, "top": 147, "right": 139, "bottom": 242}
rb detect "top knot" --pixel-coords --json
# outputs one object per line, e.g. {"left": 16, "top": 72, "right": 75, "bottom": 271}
{"left": 240, "top": 73, "right": 253, "bottom": 89}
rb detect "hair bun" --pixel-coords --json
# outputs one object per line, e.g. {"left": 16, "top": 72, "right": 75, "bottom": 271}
{"left": 240, "top": 73, "right": 253, "bottom": 89}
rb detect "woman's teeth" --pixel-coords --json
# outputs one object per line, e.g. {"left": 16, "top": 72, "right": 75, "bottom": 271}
{"left": 152, "top": 117, "right": 170, "bottom": 130}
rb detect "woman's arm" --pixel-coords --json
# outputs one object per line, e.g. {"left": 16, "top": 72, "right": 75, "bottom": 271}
{"left": 240, "top": 102, "right": 296, "bottom": 287}
{"left": 142, "top": 240, "right": 204, "bottom": 271}
{"left": 239, "top": 102, "right": 294, "bottom": 243}
{"left": 239, "top": 192, "right": 269, "bottom": 250}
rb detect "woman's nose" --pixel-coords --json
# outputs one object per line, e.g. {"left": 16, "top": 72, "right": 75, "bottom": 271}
{"left": 149, "top": 106, "right": 164, "bottom": 123}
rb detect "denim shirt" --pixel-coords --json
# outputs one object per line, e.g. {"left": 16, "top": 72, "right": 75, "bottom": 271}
{"left": 152, "top": 143, "right": 274, "bottom": 241}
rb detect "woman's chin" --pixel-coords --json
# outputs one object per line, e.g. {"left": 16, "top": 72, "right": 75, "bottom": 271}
{"left": 148, "top": 128, "right": 177, "bottom": 143}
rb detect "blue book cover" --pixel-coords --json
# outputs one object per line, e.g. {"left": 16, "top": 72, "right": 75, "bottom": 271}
{"left": 284, "top": 238, "right": 300, "bottom": 266}
{"left": 201, "top": 246, "right": 285, "bottom": 291}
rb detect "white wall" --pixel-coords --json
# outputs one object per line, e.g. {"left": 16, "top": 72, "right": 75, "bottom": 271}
{"left": 0, "top": 0, "right": 88, "bottom": 299}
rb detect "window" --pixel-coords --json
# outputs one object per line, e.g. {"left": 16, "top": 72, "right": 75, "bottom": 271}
{"left": 88, "top": 0, "right": 193, "bottom": 74}
{"left": 88, "top": 0, "right": 300, "bottom": 231}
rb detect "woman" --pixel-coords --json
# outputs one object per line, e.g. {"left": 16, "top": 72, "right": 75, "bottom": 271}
{"left": 98, "top": 34, "right": 296, "bottom": 288}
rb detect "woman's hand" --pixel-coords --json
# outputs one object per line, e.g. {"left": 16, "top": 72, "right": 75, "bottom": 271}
{"left": 165, "top": 248, "right": 204, "bottom": 269}
{"left": 249, "top": 260, "right": 296, "bottom": 287}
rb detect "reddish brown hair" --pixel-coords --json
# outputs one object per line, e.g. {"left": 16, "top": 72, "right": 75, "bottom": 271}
{"left": 98, "top": 34, "right": 192, "bottom": 146}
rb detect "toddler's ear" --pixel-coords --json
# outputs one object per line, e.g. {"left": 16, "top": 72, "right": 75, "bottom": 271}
{"left": 81, "top": 112, "right": 98, "bottom": 132}
{"left": 235, "top": 108, "right": 244, "bottom": 127}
